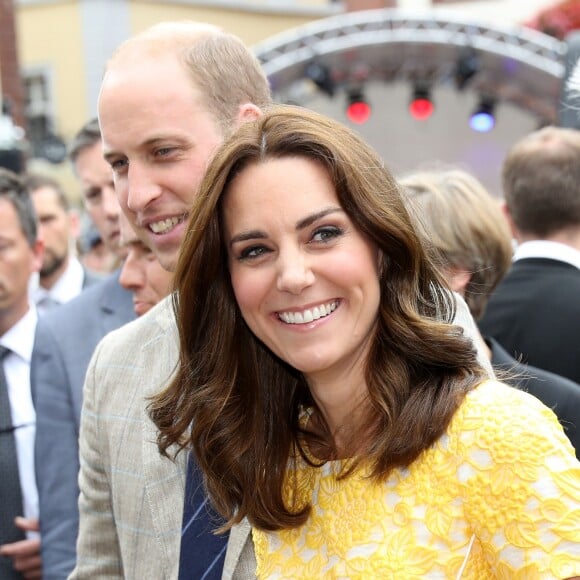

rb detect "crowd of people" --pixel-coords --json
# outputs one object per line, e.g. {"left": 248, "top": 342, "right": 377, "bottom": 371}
{"left": 0, "top": 18, "right": 578, "bottom": 580}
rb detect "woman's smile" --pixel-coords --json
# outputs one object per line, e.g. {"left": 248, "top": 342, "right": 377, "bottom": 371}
{"left": 276, "top": 299, "right": 340, "bottom": 325}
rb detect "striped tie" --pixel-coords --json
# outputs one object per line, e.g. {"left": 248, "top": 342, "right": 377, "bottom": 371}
{"left": 178, "top": 454, "right": 229, "bottom": 580}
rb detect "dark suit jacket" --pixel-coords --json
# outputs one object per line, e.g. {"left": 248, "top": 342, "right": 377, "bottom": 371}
{"left": 488, "top": 336, "right": 580, "bottom": 458}
{"left": 31, "top": 271, "right": 135, "bottom": 580}
{"left": 480, "top": 258, "right": 580, "bottom": 384}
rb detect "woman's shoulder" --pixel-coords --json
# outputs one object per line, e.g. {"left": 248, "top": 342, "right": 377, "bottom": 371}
{"left": 443, "top": 381, "right": 580, "bottom": 574}
{"left": 455, "top": 378, "right": 560, "bottom": 426}
{"left": 447, "top": 379, "right": 576, "bottom": 462}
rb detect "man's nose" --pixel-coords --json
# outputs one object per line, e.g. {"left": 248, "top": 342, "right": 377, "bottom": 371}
{"left": 126, "top": 164, "right": 163, "bottom": 213}
{"left": 119, "top": 252, "right": 144, "bottom": 290}
{"left": 102, "top": 183, "right": 121, "bottom": 220}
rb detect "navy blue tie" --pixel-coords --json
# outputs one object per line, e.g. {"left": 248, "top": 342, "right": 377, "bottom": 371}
{"left": 178, "top": 454, "right": 229, "bottom": 580}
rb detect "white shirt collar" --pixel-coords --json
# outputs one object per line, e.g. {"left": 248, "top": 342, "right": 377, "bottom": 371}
{"left": 0, "top": 306, "right": 38, "bottom": 363}
{"left": 31, "top": 256, "right": 85, "bottom": 306}
{"left": 49, "top": 256, "right": 85, "bottom": 303}
{"left": 513, "top": 240, "right": 580, "bottom": 270}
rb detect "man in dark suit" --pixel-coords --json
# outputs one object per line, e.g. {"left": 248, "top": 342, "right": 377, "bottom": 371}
{"left": 31, "top": 120, "right": 135, "bottom": 579}
{"left": 0, "top": 170, "right": 44, "bottom": 580}
{"left": 402, "top": 168, "right": 580, "bottom": 457}
{"left": 25, "top": 173, "right": 101, "bottom": 314}
{"left": 479, "top": 126, "right": 580, "bottom": 384}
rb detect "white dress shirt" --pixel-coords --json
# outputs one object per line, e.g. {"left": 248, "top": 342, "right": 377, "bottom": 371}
{"left": 30, "top": 256, "right": 85, "bottom": 314}
{"left": 513, "top": 240, "right": 580, "bottom": 270}
{"left": 0, "top": 306, "right": 39, "bottom": 537}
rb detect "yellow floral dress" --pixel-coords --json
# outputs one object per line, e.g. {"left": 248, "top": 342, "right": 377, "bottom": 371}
{"left": 252, "top": 380, "right": 580, "bottom": 579}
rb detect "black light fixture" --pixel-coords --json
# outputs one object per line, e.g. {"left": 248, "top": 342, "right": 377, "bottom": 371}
{"left": 305, "top": 62, "right": 335, "bottom": 97}
{"left": 345, "top": 88, "right": 371, "bottom": 124}
{"left": 454, "top": 47, "right": 480, "bottom": 90}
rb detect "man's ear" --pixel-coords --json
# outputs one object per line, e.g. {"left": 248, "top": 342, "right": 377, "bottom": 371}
{"left": 447, "top": 266, "right": 472, "bottom": 295}
{"left": 31, "top": 239, "right": 45, "bottom": 275}
{"left": 500, "top": 200, "right": 519, "bottom": 240}
{"left": 236, "top": 103, "right": 262, "bottom": 125}
{"left": 68, "top": 209, "right": 81, "bottom": 241}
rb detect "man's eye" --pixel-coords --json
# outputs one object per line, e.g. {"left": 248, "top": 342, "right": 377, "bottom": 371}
{"left": 110, "top": 159, "right": 128, "bottom": 171}
{"left": 155, "top": 147, "right": 175, "bottom": 157}
{"left": 85, "top": 188, "right": 101, "bottom": 201}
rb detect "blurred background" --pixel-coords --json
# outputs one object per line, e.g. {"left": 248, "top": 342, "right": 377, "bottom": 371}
{"left": 1, "top": 0, "right": 579, "bottom": 199}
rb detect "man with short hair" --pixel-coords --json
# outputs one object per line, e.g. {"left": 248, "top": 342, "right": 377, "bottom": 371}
{"left": 31, "top": 120, "right": 135, "bottom": 579}
{"left": 480, "top": 126, "right": 580, "bottom": 384}
{"left": 0, "top": 169, "right": 43, "bottom": 579}
{"left": 72, "top": 23, "right": 270, "bottom": 580}
{"left": 118, "top": 213, "right": 173, "bottom": 317}
{"left": 25, "top": 174, "right": 100, "bottom": 313}
{"left": 69, "top": 119, "right": 124, "bottom": 264}
{"left": 73, "top": 21, "right": 492, "bottom": 580}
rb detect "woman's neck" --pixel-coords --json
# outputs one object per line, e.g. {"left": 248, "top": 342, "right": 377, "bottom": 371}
{"left": 306, "top": 368, "right": 370, "bottom": 458}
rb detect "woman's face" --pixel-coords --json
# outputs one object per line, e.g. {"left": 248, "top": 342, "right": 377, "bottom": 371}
{"left": 223, "top": 156, "right": 381, "bottom": 383}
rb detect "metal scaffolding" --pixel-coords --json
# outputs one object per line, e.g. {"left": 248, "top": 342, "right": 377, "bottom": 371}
{"left": 253, "top": 9, "right": 567, "bottom": 122}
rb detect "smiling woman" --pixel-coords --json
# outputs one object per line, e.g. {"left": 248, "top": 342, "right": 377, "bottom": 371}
{"left": 149, "top": 106, "right": 580, "bottom": 579}
{"left": 223, "top": 156, "right": 382, "bottom": 388}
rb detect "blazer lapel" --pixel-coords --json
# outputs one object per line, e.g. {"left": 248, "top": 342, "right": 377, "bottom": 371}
{"left": 98, "top": 271, "right": 135, "bottom": 335}
{"left": 141, "top": 298, "right": 186, "bottom": 577}
{"left": 139, "top": 297, "right": 255, "bottom": 578}
{"left": 223, "top": 519, "right": 253, "bottom": 580}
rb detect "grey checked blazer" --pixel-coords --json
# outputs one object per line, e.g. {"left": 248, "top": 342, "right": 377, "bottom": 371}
{"left": 70, "top": 296, "right": 255, "bottom": 580}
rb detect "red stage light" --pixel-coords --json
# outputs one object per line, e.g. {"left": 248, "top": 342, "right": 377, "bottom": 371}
{"left": 409, "top": 96, "right": 434, "bottom": 120}
{"left": 346, "top": 100, "right": 371, "bottom": 124}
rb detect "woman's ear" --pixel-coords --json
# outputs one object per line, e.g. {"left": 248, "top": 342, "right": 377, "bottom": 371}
{"left": 377, "top": 249, "right": 385, "bottom": 278}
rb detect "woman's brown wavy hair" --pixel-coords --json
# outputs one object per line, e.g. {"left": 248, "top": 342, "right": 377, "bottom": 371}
{"left": 149, "top": 105, "right": 486, "bottom": 532}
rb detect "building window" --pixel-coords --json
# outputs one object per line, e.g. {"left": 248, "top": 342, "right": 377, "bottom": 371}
{"left": 22, "top": 68, "right": 54, "bottom": 158}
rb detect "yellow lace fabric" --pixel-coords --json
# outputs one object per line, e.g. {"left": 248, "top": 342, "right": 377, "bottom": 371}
{"left": 253, "top": 380, "right": 580, "bottom": 579}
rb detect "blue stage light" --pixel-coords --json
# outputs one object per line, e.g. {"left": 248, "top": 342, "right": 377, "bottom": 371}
{"left": 470, "top": 98, "right": 496, "bottom": 132}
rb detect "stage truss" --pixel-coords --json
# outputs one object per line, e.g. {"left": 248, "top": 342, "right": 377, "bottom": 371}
{"left": 253, "top": 9, "right": 567, "bottom": 123}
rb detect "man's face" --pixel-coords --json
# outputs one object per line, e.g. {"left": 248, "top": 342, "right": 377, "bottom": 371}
{"left": 74, "top": 141, "right": 122, "bottom": 256}
{"left": 98, "top": 53, "right": 225, "bottom": 272}
{"left": 0, "top": 198, "right": 43, "bottom": 333}
{"left": 31, "top": 186, "right": 75, "bottom": 280}
{"left": 118, "top": 232, "right": 174, "bottom": 317}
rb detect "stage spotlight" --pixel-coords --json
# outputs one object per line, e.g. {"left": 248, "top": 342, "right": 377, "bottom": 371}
{"left": 409, "top": 86, "right": 434, "bottom": 120}
{"left": 305, "top": 62, "right": 335, "bottom": 97}
{"left": 470, "top": 98, "right": 496, "bottom": 132}
{"left": 455, "top": 47, "right": 480, "bottom": 90}
{"left": 346, "top": 89, "right": 371, "bottom": 124}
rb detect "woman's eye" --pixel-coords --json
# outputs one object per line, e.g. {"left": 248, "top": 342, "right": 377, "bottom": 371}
{"left": 312, "top": 226, "right": 342, "bottom": 243}
{"left": 239, "top": 245, "right": 269, "bottom": 260}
